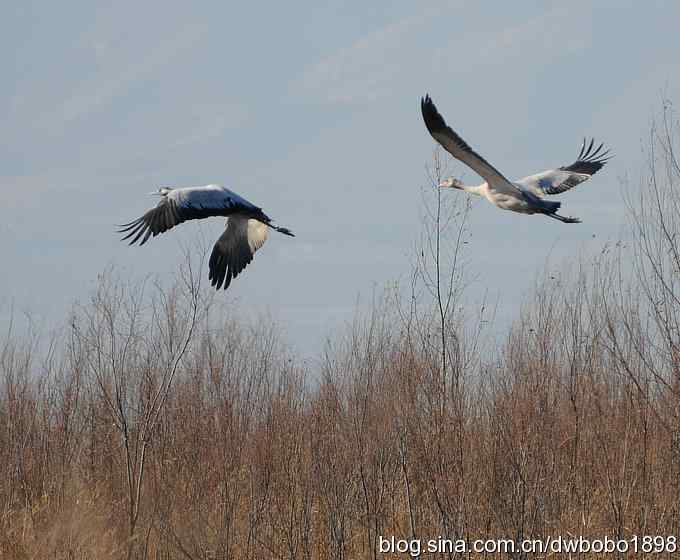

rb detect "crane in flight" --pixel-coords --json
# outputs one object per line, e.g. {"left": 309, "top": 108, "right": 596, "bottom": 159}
{"left": 421, "top": 94, "right": 611, "bottom": 223}
{"left": 119, "top": 184, "right": 294, "bottom": 290}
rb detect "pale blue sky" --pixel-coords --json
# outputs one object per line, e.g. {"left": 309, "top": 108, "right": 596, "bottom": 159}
{"left": 2, "top": 1, "right": 679, "bottom": 356}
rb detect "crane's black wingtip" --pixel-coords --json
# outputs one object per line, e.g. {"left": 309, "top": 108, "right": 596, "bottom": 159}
{"left": 116, "top": 218, "right": 140, "bottom": 232}
{"left": 421, "top": 94, "right": 447, "bottom": 136}
{"left": 562, "top": 137, "right": 613, "bottom": 175}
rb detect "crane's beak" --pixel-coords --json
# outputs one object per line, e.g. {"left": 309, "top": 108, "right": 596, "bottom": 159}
{"left": 438, "top": 179, "right": 459, "bottom": 189}
{"left": 148, "top": 191, "right": 160, "bottom": 196}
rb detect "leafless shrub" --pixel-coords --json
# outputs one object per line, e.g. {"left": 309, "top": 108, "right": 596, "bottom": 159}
{"left": 1, "top": 104, "right": 679, "bottom": 558}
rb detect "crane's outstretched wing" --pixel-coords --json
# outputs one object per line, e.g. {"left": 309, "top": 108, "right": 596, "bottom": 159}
{"left": 119, "top": 184, "right": 264, "bottom": 246}
{"left": 209, "top": 216, "right": 269, "bottom": 290}
{"left": 516, "top": 139, "right": 611, "bottom": 197}
{"left": 421, "top": 95, "right": 520, "bottom": 197}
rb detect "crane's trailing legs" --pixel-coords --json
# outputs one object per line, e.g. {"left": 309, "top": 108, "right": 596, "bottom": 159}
{"left": 545, "top": 212, "right": 581, "bottom": 224}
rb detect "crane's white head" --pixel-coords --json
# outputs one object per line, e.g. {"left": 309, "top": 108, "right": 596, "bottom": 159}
{"left": 150, "top": 186, "right": 173, "bottom": 196}
{"left": 439, "top": 177, "right": 464, "bottom": 189}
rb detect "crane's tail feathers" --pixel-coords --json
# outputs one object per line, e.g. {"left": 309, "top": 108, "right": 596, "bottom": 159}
{"left": 272, "top": 225, "right": 295, "bottom": 237}
{"left": 542, "top": 200, "right": 561, "bottom": 213}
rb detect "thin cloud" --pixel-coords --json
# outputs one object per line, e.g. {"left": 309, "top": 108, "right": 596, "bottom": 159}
{"left": 40, "top": 23, "right": 206, "bottom": 131}
{"left": 292, "top": 8, "right": 439, "bottom": 105}
{"left": 169, "top": 102, "right": 250, "bottom": 150}
{"left": 434, "top": 2, "right": 592, "bottom": 73}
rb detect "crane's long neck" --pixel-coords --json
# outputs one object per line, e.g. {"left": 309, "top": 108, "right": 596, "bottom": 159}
{"left": 460, "top": 183, "right": 485, "bottom": 196}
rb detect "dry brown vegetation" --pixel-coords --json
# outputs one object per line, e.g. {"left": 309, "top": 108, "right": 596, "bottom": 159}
{"left": 1, "top": 110, "right": 679, "bottom": 559}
